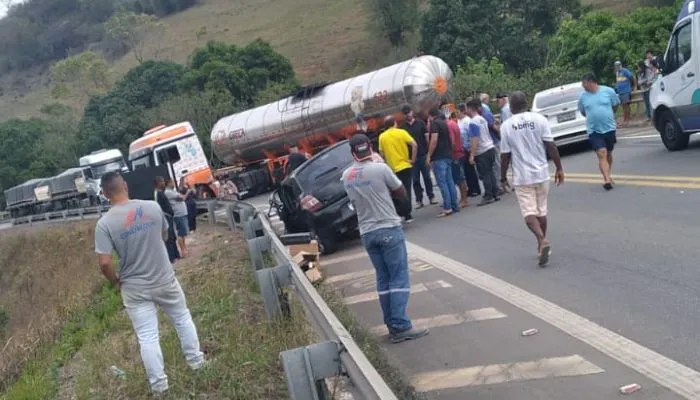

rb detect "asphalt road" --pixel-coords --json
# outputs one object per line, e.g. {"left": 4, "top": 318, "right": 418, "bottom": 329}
{"left": 281, "top": 126, "right": 700, "bottom": 399}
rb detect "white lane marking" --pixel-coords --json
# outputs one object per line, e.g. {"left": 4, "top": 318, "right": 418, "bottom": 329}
{"left": 619, "top": 134, "right": 660, "bottom": 140}
{"left": 343, "top": 280, "right": 452, "bottom": 305}
{"left": 322, "top": 251, "right": 368, "bottom": 267}
{"left": 325, "top": 260, "right": 433, "bottom": 284}
{"left": 412, "top": 355, "right": 604, "bottom": 392}
{"left": 407, "top": 241, "right": 700, "bottom": 399}
{"left": 369, "top": 307, "right": 507, "bottom": 336}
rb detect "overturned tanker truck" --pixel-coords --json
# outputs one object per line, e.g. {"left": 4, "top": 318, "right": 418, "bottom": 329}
{"left": 210, "top": 55, "right": 455, "bottom": 198}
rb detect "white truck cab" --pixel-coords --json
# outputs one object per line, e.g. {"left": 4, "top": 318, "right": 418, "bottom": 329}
{"left": 651, "top": 0, "right": 700, "bottom": 151}
{"left": 78, "top": 148, "right": 128, "bottom": 204}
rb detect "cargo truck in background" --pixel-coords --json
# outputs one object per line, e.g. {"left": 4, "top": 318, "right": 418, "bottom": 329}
{"left": 210, "top": 55, "right": 454, "bottom": 200}
{"left": 128, "top": 121, "right": 220, "bottom": 198}
{"left": 651, "top": 0, "right": 700, "bottom": 151}
{"left": 79, "top": 148, "right": 129, "bottom": 204}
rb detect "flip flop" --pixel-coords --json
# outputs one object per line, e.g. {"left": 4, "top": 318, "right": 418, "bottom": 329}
{"left": 538, "top": 243, "right": 551, "bottom": 267}
{"left": 437, "top": 210, "right": 453, "bottom": 218}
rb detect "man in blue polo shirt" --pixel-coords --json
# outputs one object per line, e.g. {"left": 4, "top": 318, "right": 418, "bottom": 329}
{"left": 578, "top": 72, "right": 620, "bottom": 191}
{"left": 615, "top": 60, "right": 635, "bottom": 127}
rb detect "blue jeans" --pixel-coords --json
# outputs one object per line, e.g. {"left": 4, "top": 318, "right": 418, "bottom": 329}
{"left": 361, "top": 226, "right": 412, "bottom": 334}
{"left": 412, "top": 154, "right": 434, "bottom": 203}
{"left": 432, "top": 158, "right": 459, "bottom": 212}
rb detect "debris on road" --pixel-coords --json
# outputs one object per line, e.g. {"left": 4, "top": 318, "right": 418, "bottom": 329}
{"left": 619, "top": 383, "right": 641, "bottom": 394}
{"left": 521, "top": 328, "right": 539, "bottom": 336}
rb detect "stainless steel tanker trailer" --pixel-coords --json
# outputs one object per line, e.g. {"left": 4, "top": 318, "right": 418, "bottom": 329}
{"left": 210, "top": 55, "right": 454, "bottom": 197}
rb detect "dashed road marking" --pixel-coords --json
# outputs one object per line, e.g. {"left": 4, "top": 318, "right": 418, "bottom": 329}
{"left": 407, "top": 241, "right": 700, "bottom": 399}
{"left": 565, "top": 173, "right": 700, "bottom": 183}
{"left": 343, "top": 280, "right": 452, "bottom": 305}
{"left": 368, "top": 307, "right": 507, "bottom": 336}
{"left": 411, "top": 355, "right": 605, "bottom": 392}
{"left": 323, "top": 251, "right": 369, "bottom": 267}
{"left": 325, "top": 258, "right": 433, "bottom": 284}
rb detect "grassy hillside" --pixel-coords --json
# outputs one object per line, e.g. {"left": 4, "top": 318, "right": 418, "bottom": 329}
{"left": 0, "top": 0, "right": 654, "bottom": 121}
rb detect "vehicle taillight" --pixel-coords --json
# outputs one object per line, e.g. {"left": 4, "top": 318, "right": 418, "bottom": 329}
{"left": 300, "top": 194, "right": 322, "bottom": 212}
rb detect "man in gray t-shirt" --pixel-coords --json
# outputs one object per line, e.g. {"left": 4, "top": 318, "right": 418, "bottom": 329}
{"left": 94, "top": 172, "right": 205, "bottom": 395}
{"left": 341, "top": 134, "right": 428, "bottom": 344}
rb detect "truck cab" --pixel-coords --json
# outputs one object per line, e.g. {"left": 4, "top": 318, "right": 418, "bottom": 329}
{"left": 128, "top": 122, "right": 219, "bottom": 197}
{"left": 78, "top": 148, "right": 128, "bottom": 205}
{"left": 651, "top": 0, "right": 700, "bottom": 151}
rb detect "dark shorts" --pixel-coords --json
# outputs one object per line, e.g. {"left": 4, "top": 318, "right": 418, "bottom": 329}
{"left": 452, "top": 158, "right": 466, "bottom": 184}
{"left": 174, "top": 215, "right": 189, "bottom": 237}
{"left": 589, "top": 131, "right": 617, "bottom": 152}
{"left": 618, "top": 92, "right": 631, "bottom": 104}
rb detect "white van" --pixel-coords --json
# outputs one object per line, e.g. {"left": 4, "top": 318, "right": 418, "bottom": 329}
{"left": 650, "top": 0, "right": 700, "bottom": 151}
{"left": 531, "top": 82, "right": 588, "bottom": 146}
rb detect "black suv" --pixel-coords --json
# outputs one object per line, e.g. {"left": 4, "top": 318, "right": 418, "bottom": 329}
{"left": 270, "top": 141, "right": 358, "bottom": 254}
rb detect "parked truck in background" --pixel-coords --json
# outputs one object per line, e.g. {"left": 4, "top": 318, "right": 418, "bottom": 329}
{"left": 78, "top": 148, "right": 129, "bottom": 204}
{"left": 210, "top": 55, "right": 455, "bottom": 199}
{"left": 128, "top": 121, "right": 220, "bottom": 198}
{"left": 651, "top": 0, "right": 700, "bottom": 151}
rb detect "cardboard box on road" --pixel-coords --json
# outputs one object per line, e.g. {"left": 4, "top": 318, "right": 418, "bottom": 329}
{"left": 291, "top": 246, "right": 323, "bottom": 283}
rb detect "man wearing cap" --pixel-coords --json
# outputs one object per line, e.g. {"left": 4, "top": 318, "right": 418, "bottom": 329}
{"left": 342, "top": 134, "right": 429, "bottom": 343}
{"left": 614, "top": 60, "right": 635, "bottom": 127}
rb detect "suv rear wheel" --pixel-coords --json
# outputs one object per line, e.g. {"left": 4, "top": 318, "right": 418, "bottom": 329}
{"left": 312, "top": 229, "right": 338, "bottom": 255}
{"left": 660, "top": 110, "right": 689, "bottom": 151}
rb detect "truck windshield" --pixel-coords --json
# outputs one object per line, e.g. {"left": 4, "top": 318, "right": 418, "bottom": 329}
{"left": 91, "top": 159, "right": 126, "bottom": 178}
{"left": 535, "top": 86, "right": 584, "bottom": 110}
{"left": 294, "top": 143, "right": 353, "bottom": 191}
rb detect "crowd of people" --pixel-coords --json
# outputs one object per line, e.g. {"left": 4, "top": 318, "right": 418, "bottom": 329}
{"left": 613, "top": 50, "right": 659, "bottom": 126}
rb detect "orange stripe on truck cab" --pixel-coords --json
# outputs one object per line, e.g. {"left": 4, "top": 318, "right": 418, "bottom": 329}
{"left": 129, "top": 125, "right": 189, "bottom": 153}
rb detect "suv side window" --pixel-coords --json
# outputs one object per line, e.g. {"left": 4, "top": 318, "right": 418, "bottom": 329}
{"left": 665, "top": 22, "right": 692, "bottom": 75}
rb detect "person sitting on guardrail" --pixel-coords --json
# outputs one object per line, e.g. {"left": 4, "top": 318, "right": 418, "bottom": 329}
{"left": 341, "top": 133, "right": 429, "bottom": 344}
{"left": 95, "top": 172, "right": 206, "bottom": 396}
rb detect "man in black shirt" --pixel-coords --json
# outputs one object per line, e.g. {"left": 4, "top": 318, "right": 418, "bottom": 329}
{"left": 400, "top": 105, "right": 437, "bottom": 208}
{"left": 285, "top": 146, "right": 308, "bottom": 176}
{"left": 427, "top": 108, "right": 459, "bottom": 217}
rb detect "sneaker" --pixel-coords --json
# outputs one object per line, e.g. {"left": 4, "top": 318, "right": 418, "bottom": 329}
{"left": 404, "top": 218, "right": 415, "bottom": 224}
{"left": 429, "top": 198, "right": 439, "bottom": 205}
{"left": 477, "top": 197, "right": 495, "bottom": 207}
{"left": 603, "top": 183, "right": 613, "bottom": 191}
{"left": 390, "top": 327, "right": 430, "bottom": 343}
{"left": 415, "top": 202, "right": 424, "bottom": 209}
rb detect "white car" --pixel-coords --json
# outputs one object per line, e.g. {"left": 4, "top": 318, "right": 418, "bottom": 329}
{"left": 531, "top": 82, "right": 589, "bottom": 146}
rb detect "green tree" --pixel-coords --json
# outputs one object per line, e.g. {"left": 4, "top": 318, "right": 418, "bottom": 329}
{"left": 180, "top": 40, "right": 297, "bottom": 105}
{"left": 50, "top": 51, "right": 111, "bottom": 101}
{"left": 421, "top": 0, "right": 580, "bottom": 72}
{"left": 365, "top": 0, "right": 420, "bottom": 46}
{"left": 551, "top": 6, "right": 676, "bottom": 83}
{"left": 77, "top": 60, "right": 185, "bottom": 153}
{"left": 104, "top": 11, "right": 165, "bottom": 63}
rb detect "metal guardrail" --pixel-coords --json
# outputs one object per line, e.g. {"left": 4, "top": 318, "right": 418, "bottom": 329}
{"left": 199, "top": 199, "right": 398, "bottom": 400}
{"left": 5, "top": 205, "right": 111, "bottom": 227}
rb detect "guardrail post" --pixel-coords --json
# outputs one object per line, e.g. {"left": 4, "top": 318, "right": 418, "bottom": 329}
{"left": 280, "top": 341, "right": 341, "bottom": 400}
{"left": 28, "top": 216, "right": 33, "bottom": 227}
{"left": 224, "top": 203, "right": 237, "bottom": 231}
{"left": 247, "top": 234, "right": 271, "bottom": 271}
{"left": 255, "top": 262, "right": 292, "bottom": 320}
{"left": 79, "top": 208, "right": 84, "bottom": 220}
{"left": 45, "top": 213, "right": 50, "bottom": 222}
{"left": 98, "top": 206, "right": 103, "bottom": 217}
{"left": 207, "top": 200, "right": 218, "bottom": 226}
{"left": 243, "top": 216, "right": 264, "bottom": 240}
{"left": 62, "top": 210, "right": 68, "bottom": 221}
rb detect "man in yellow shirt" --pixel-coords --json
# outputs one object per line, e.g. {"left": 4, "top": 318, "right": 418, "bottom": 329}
{"left": 379, "top": 116, "right": 418, "bottom": 223}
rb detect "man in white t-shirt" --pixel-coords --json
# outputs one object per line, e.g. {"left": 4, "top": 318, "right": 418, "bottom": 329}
{"left": 499, "top": 91, "right": 565, "bottom": 267}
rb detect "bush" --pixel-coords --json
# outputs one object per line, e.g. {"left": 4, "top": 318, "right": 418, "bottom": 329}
{"left": 453, "top": 58, "right": 586, "bottom": 105}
